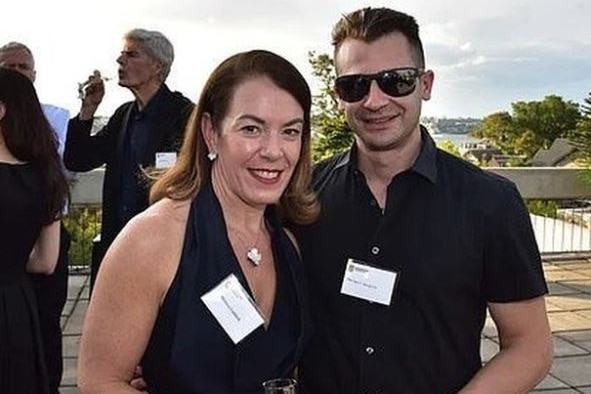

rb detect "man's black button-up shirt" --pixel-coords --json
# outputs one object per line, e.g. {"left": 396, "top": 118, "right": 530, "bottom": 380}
{"left": 297, "top": 127, "right": 547, "bottom": 394}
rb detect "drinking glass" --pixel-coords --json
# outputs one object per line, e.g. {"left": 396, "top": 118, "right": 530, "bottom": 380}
{"left": 262, "top": 378, "right": 297, "bottom": 394}
{"left": 77, "top": 76, "right": 112, "bottom": 99}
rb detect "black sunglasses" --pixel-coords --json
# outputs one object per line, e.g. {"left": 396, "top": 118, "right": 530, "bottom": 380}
{"left": 335, "top": 67, "right": 423, "bottom": 103}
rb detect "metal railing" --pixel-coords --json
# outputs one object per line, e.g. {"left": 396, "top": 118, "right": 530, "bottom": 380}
{"left": 530, "top": 211, "right": 591, "bottom": 253}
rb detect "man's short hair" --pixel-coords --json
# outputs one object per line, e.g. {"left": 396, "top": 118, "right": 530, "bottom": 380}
{"left": 0, "top": 41, "right": 34, "bottom": 58}
{"left": 331, "top": 7, "right": 425, "bottom": 70}
{"left": 124, "top": 28, "right": 174, "bottom": 81}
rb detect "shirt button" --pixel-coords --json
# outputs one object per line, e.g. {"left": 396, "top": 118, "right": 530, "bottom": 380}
{"left": 371, "top": 246, "right": 380, "bottom": 255}
{"left": 366, "top": 346, "right": 374, "bottom": 355}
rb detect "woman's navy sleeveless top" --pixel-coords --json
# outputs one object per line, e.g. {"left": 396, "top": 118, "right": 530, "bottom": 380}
{"left": 141, "top": 183, "right": 311, "bottom": 393}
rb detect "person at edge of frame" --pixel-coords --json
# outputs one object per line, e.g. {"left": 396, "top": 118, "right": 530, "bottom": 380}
{"left": 0, "top": 41, "right": 71, "bottom": 394}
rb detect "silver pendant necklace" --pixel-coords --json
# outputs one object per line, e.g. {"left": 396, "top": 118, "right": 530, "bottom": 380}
{"left": 230, "top": 223, "right": 265, "bottom": 267}
{"left": 246, "top": 247, "right": 262, "bottom": 266}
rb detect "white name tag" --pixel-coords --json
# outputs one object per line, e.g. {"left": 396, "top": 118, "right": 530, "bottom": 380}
{"left": 201, "top": 274, "right": 265, "bottom": 344}
{"left": 155, "top": 152, "right": 177, "bottom": 169}
{"left": 340, "top": 259, "right": 398, "bottom": 306}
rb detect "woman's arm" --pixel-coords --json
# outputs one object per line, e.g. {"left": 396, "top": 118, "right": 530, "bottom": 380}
{"left": 26, "top": 220, "right": 60, "bottom": 274}
{"left": 78, "top": 199, "right": 188, "bottom": 393}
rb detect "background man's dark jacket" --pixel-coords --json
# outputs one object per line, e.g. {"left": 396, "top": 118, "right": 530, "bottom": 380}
{"left": 64, "top": 86, "right": 193, "bottom": 279}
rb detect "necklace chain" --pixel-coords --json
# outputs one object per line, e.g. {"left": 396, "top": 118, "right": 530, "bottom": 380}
{"left": 229, "top": 223, "right": 265, "bottom": 267}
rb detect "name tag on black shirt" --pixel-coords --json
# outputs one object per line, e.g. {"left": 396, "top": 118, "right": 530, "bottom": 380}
{"left": 340, "top": 258, "right": 398, "bottom": 306}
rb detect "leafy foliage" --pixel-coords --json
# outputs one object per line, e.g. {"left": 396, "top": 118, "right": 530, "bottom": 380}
{"left": 570, "top": 91, "right": 591, "bottom": 183}
{"left": 437, "top": 139, "right": 462, "bottom": 158}
{"left": 471, "top": 95, "right": 580, "bottom": 164}
{"left": 580, "top": 91, "right": 591, "bottom": 118}
{"left": 308, "top": 51, "right": 353, "bottom": 162}
{"left": 471, "top": 112, "right": 515, "bottom": 152}
{"left": 63, "top": 206, "right": 101, "bottom": 265}
{"left": 570, "top": 91, "right": 591, "bottom": 163}
{"left": 526, "top": 200, "right": 559, "bottom": 218}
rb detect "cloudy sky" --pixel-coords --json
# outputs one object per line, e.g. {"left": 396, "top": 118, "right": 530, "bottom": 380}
{"left": 2, "top": 0, "right": 590, "bottom": 118}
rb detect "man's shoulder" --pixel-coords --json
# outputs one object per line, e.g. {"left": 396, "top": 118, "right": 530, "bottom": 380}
{"left": 114, "top": 100, "right": 135, "bottom": 114}
{"left": 437, "top": 150, "right": 519, "bottom": 202}
{"left": 311, "top": 150, "right": 351, "bottom": 191}
{"left": 161, "top": 85, "right": 193, "bottom": 109}
{"left": 171, "top": 90, "right": 193, "bottom": 106}
{"left": 157, "top": 89, "right": 194, "bottom": 124}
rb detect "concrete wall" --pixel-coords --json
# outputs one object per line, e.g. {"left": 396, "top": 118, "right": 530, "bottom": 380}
{"left": 69, "top": 167, "right": 591, "bottom": 205}
{"left": 69, "top": 169, "right": 105, "bottom": 205}
{"left": 489, "top": 168, "right": 591, "bottom": 199}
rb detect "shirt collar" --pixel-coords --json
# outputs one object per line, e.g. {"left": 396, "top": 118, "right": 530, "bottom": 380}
{"left": 335, "top": 124, "right": 438, "bottom": 184}
{"left": 133, "top": 84, "right": 170, "bottom": 117}
{"left": 412, "top": 125, "right": 438, "bottom": 184}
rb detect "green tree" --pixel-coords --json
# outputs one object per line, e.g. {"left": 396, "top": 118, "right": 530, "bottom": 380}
{"left": 308, "top": 51, "right": 353, "bottom": 162}
{"left": 437, "top": 139, "right": 462, "bottom": 158}
{"left": 471, "top": 95, "right": 580, "bottom": 164}
{"left": 580, "top": 91, "right": 591, "bottom": 117}
{"left": 571, "top": 91, "right": 591, "bottom": 184}
{"left": 512, "top": 95, "right": 580, "bottom": 149}
{"left": 571, "top": 91, "right": 591, "bottom": 162}
{"left": 471, "top": 112, "right": 516, "bottom": 153}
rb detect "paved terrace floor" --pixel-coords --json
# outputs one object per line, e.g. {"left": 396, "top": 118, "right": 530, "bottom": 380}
{"left": 59, "top": 254, "right": 591, "bottom": 393}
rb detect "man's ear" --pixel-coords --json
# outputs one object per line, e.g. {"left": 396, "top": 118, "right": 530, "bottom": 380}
{"left": 151, "top": 60, "right": 164, "bottom": 82}
{"left": 420, "top": 70, "right": 435, "bottom": 101}
{"left": 201, "top": 112, "right": 217, "bottom": 153}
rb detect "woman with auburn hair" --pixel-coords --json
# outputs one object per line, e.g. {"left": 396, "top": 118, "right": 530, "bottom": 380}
{"left": 79, "top": 49, "right": 319, "bottom": 393}
{"left": 0, "top": 68, "right": 68, "bottom": 394}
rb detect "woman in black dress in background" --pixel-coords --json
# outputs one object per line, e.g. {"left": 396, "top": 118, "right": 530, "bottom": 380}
{"left": 0, "top": 68, "right": 69, "bottom": 394}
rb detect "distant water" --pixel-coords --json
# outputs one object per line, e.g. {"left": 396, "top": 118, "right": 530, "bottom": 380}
{"left": 431, "top": 133, "right": 482, "bottom": 147}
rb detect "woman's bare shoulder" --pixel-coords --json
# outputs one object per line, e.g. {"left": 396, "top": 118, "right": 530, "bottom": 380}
{"left": 142, "top": 198, "right": 191, "bottom": 227}
{"left": 98, "top": 198, "right": 191, "bottom": 301}
{"left": 107, "top": 199, "right": 191, "bottom": 270}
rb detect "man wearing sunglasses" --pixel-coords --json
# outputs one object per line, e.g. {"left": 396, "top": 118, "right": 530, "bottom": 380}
{"left": 296, "top": 7, "right": 552, "bottom": 394}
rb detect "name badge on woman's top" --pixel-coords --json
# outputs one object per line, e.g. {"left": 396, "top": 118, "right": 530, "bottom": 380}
{"left": 340, "top": 259, "right": 399, "bottom": 306}
{"left": 201, "top": 274, "right": 265, "bottom": 344}
{"left": 155, "top": 152, "right": 177, "bottom": 169}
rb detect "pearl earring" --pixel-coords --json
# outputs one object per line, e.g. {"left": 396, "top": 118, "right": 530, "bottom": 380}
{"left": 207, "top": 151, "right": 218, "bottom": 161}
